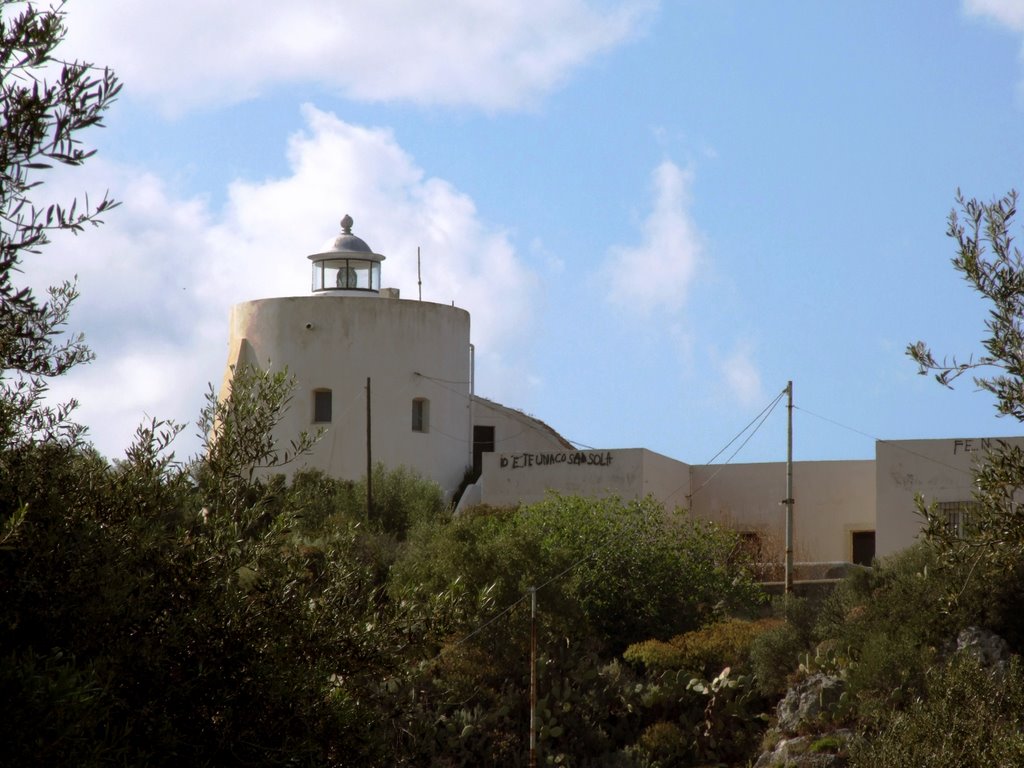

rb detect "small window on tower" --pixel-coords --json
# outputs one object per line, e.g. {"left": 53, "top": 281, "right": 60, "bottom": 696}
{"left": 313, "top": 389, "right": 332, "bottom": 423}
{"left": 412, "top": 398, "right": 429, "bottom": 432}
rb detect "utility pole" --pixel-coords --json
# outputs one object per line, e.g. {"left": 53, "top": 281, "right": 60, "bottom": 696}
{"left": 529, "top": 586, "right": 538, "bottom": 768}
{"left": 784, "top": 380, "right": 794, "bottom": 596}
{"left": 366, "top": 377, "right": 373, "bottom": 515}
{"left": 417, "top": 246, "right": 422, "bottom": 301}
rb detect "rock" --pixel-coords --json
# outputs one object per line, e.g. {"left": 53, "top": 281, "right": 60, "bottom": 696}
{"left": 954, "top": 626, "right": 1010, "bottom": 670}
{"left": 753, "top": 730, "right": 853, "bottom": 768}
{"left": 775, "top": 673, "right": 846, "bottom": 735}
{"left": 754, "top": 672, "right": 852, "bottom": 767}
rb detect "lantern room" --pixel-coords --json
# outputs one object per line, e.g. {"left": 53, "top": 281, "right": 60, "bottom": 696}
{"left": 307, "top": 214, "right": 385, "bottom": 295}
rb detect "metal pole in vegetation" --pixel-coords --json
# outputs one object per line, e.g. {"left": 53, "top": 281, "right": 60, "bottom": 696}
{"left": 529, "top": 586, "right": 538, "bottom": 768}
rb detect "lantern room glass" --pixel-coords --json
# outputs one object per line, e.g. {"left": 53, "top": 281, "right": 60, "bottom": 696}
{"left": 311, "top": 258, "right": 381, "bottom": 292}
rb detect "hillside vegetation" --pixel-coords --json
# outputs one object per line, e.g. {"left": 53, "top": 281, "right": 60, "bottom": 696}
{"left": 4, "top": 3, "right": 1024, "bottom": 764}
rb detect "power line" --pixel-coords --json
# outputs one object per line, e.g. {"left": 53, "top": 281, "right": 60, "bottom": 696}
{"left": 443, "top": 543, "right": 604, "bottom": 656}
{"left": 444, "top": 591, "right": 530, "bottom": 651}
{"left": 661, "top": 387, "right": 788, "bottom": 506}
{"left": 704, "top": 387, "right": 787, "bottom": 465}
{"left": 686, "top": 391, "right": 785, "bottom": 503}
{"left": 414, "top": 372, "right": 471, "bottom": 385}
{"left": 794, "top": 405, "right": 974, "bottom": 477}
{"left": 708, "top": 387, "right": 786, "bottom": 466}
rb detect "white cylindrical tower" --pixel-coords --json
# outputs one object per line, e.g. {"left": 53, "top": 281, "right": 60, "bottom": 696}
{"left": 222, "top": 215, "right": 471, "bottom": 496}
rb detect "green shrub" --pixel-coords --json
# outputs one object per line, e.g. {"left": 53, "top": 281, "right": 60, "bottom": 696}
{"left": 0, "top": 648, "right": 127, "bottom": 767}
{"left": 814, "top": 543, "right": 958, "bottom": 653}
{"left": 367, "top": 463, "right": 447, "bottom": 537}
{"left": 633, "top": 721, "right": 689, "bottom": 766}
{"left": 624, "top": 618, "right": 782, "bottom": 676}
{"left": 844, "top": 627, "right": 934, "bottom": 721}
{"left": 749, "top": 620, "right": 804, "bottom": 695}
{"left": 686, "top": 667, "right": 769, "bottom": 764}
{"left": 287, "top": 464, "right": 446, "bottom": 540}
{"left": 809, "top": 543, "right": 994, "bottom": 724}
{"left": 391, "top": 495, "right": 765, "bottom": 655}
{"left": 850, "top": 655, "right": 1024, "bottom": 768}
{"left": 285, "top": 468, "right": 359, "bottom": 534}
{"left": 622, "top": 638, "right": 686, "bottom": 672}
{"left": 810, "top": 734, "right": 847, "bottom": 754}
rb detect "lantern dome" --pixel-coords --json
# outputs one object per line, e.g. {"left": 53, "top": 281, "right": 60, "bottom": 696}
{"left": 307, "top": 214, "right": 385, "bottom": 294}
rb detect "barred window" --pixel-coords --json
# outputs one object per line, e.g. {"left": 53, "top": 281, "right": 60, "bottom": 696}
{"left": 935, "top": 500, "right": 979, "bottom": 537}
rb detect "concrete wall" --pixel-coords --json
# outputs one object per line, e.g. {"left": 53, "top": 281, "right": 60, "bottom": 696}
{"left": 478, "top": 451, "right": 873, "bottom": 562}
{"left": 874, "top": 437, "right": 1024, "bottom": 558}
{"left": 638, "top": 450, "right": 692, "bottom": 511}
{"left": 480, "top": 448, "right": 690, "bottom": 509}
{"left": 688, "top": 460, "right": 875, "bottom": 564}
{"left": 222, "top": 295, "right": 471, "bottom": 496}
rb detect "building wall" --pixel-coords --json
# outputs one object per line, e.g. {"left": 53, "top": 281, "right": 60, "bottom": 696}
{"left": 874, "top": 437, "right": 1024, "bottom": 558}
{"left": 639, "top": 450, "right": 692, "bottom": 511}
{"left": 479, "top": 448, "right": 690, "bottom": 509}
{"left": 223, "top": 295, "right": 472, "bottom": 496}
{"left": 688, "top": 460, "right": 875, "bottom": 563}
{"left": 478, "top": 451, "right": 874, "bottom": 563}
{"left": 219, "top": 284, "right": 1020, "bottom": 562}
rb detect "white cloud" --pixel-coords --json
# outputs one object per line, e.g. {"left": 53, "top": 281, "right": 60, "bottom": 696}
{"left": 27, "top": 105, "right": 539, "bottom": 459}
{"left": 600, "top": 160, "right": 702, "bottom": 314}
{"left": 963, "top": 0, "right": 1024, "bottom": 97}
{"left": 717, "top": 345, "right": 764, "bottom": 408}
{"left": 62, "top": 1, "right": 654, "bottom": 113}
{"left": 964, "top": 0, "right": 1024, "bottom": 30}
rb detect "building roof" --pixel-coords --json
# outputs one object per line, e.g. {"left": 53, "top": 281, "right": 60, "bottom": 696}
{"left": 309, "top": 214, "right": 384, "bottom": 262}
{"left": 471, "top": 394, "right": 575, "bottom": 450}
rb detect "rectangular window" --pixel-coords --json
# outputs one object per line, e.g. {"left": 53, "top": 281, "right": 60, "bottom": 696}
{"left": 851, "top": 531, "right": 875, "bottom": 566}
{"left": 472, "top": 425, "right": 495, "bottom": 480}
{"left": 936, "top": 500, "right": 979, "bottom": 538}
{"left": 313, "top": 389, "right": 332, "bottom": 423}
{"left": 412, "top": 398, "right": 429, "bottom": 432}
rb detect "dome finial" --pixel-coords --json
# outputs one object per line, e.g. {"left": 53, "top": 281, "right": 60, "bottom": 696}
{"left": 340, "top": 214, "right": 354, "bottom": 234}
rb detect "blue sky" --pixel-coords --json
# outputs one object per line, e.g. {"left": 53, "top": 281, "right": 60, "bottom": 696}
{"left": 23, "top": 0, "right": 1024, "bottom": 466}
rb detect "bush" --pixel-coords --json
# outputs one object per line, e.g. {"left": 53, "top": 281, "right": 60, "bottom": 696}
{"left": 812, "top": 543, "right": 968, "bottom": 718}
{"left": 287, "top": 464, "right": 446, "bottom": 540}
{"left": 624, "top": 618, "right": 782, "bottom": 676}
{"left": 749, "top": 620, "right": 804, "bottom": 696}
{"left": 391, "top": 494, "right": 765, "bottom": 655}
{"left": 849, "top": 655, "right": 1024, "bottom": 767}
{"left": 0, "top": 435, "right": 452, "bottom": 765}
{"left": 632, "top": 721, "right": 689, "bottom": 766}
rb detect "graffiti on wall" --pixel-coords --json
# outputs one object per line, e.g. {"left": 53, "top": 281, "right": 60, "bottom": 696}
{"left": 952, "top": 438, "right": 991, "bottom": 455}
{"left": 499, "top": 451, "right": 614, "bottom": 470}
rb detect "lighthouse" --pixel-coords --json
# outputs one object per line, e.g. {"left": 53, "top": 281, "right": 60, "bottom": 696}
{"left": 221, "top": 215, "right": 473, "bottom": 496}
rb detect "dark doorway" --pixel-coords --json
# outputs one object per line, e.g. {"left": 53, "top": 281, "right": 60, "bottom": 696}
{"left": 852, "top": 531, "right": 875, "bottom": 566}
{"left": 472, "top": 425, "right": 495, "bottom": 481}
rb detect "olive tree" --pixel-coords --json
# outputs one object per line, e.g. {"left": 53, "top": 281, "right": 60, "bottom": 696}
{"left": 0, "top": 0, "right": 120, "bottom": 449}
{"left": 908, "top": 190, "right": 1024, "bottom": 581}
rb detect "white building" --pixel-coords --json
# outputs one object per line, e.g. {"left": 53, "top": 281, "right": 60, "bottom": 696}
{"left": 221, "top": 216, "right": 1017, "bottom": 566}
{"left": 220, "top": 216, "right": 569, "bottom": 499}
